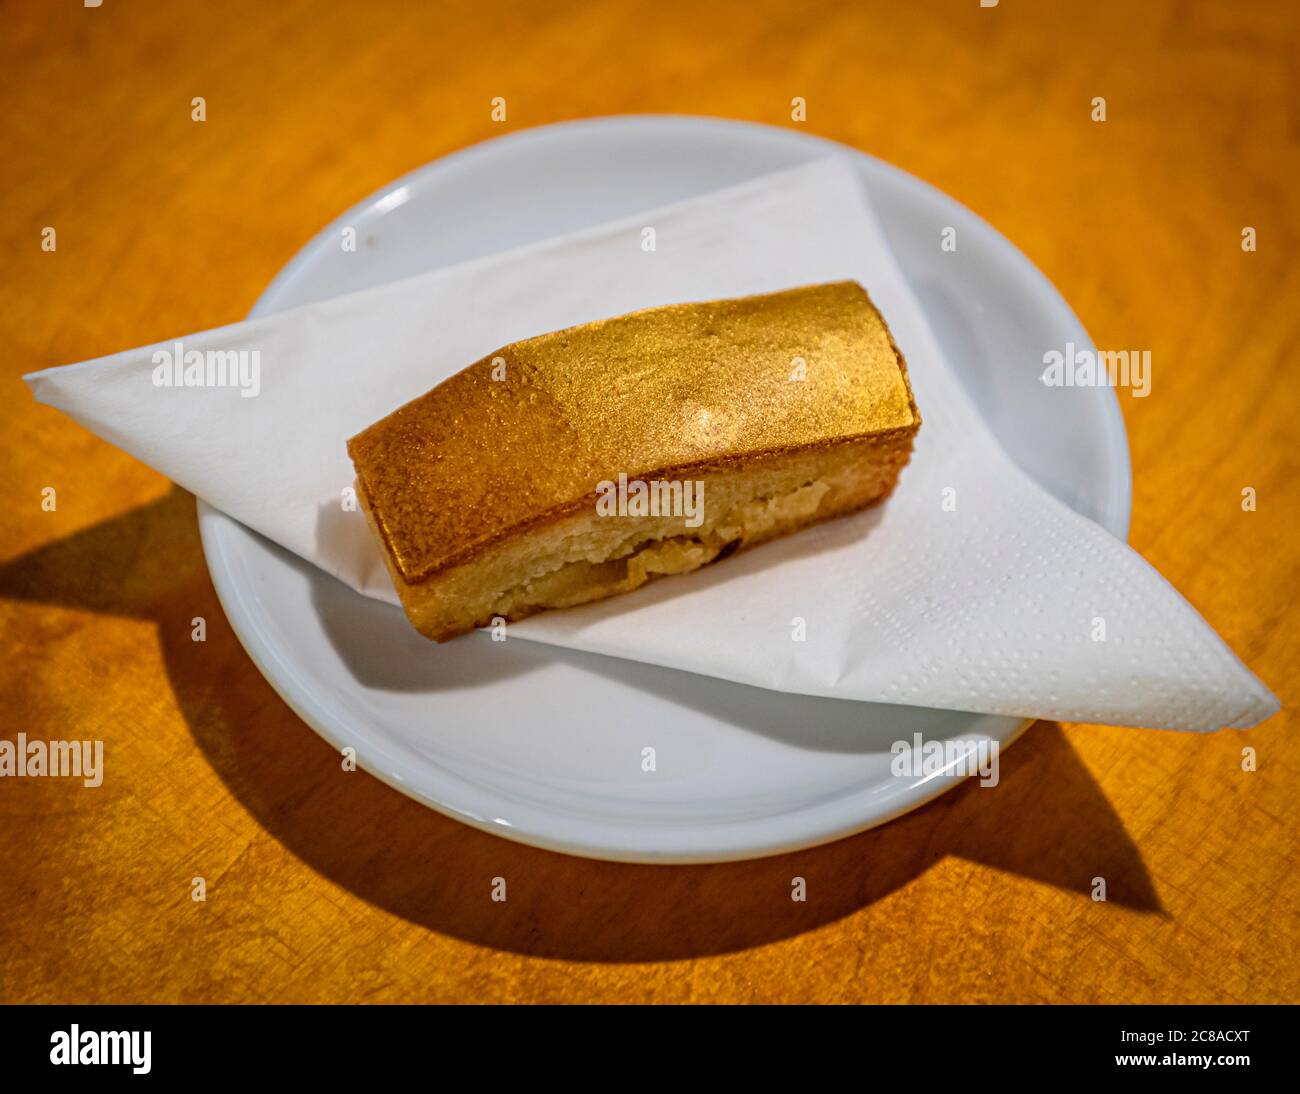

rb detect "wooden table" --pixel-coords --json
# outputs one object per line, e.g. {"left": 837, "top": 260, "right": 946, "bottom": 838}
{"left": 2, "top": 0, "right": 1296, "bottom": 1004}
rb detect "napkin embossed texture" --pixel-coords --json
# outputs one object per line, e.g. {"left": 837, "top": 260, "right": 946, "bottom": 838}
{"left": 25, "top": 159, "right": 1278, "bottom": 731}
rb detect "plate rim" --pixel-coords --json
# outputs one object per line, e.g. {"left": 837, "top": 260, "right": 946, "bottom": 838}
{"left": 197, "top": 114, "right": 1131, "bottom": 864}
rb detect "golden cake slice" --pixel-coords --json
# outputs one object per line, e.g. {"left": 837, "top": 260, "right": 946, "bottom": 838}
{"left": 347, "top": 280, "right": 920, "bottom": 641}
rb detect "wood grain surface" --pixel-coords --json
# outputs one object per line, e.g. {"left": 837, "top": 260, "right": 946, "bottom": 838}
{"left": 2, "top": 0, "right": 1297, "bottom": 1004}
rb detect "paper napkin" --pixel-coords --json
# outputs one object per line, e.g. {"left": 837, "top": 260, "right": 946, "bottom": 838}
{"left": 25, "top": 159, "right": 1278, "bottom": 731}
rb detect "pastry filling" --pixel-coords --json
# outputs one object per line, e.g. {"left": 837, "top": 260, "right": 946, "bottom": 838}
{"left": 481, "top": 479, "right": 832, "bottom": 623}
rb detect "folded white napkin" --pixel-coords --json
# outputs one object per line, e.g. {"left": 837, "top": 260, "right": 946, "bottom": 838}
{"left": 25, "top": 159, "right": 1277, "bottom": 731}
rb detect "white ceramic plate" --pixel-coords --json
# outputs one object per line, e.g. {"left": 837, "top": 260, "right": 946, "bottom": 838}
{"left": 198, "top": 116, "right": 1131, "bottom": 864}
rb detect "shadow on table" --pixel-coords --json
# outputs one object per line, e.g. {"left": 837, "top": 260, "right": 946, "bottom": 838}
{"left": 0, "top": 488, "right": 1165, "bottom": 963}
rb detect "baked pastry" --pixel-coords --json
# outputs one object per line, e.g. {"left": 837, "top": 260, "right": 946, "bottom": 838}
{"left": 347, "top": 280, "right": 919, "bottom": 641}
